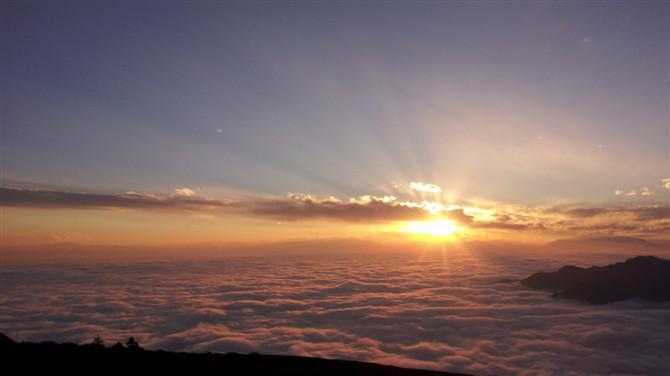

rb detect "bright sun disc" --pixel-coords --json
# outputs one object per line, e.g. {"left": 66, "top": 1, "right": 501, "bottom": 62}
{"left": 404, "top": 218, "right": 457, "bottom": 237}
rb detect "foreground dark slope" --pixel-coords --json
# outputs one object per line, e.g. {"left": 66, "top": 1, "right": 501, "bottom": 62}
{"left": 0, "top": 334, "right": 470, "bottom": 376}
{"left": 521, "top": 256, "right": 670, "bottom": 304}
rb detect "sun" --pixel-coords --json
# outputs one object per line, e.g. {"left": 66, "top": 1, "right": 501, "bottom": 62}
{"left": 403, "top": 218, "right": 460, "bottom": 237}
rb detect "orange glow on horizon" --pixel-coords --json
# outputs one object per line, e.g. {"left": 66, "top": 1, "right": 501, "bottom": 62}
{"left": 401, "top": 218, "right": 467, "bottom": 240}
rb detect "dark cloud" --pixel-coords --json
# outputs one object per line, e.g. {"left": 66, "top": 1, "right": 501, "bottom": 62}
{"left": 247, "top": 196, "right": 433, "bottom": 223}
{"left": 537, "top": 204, "right": 670, "bottom": 237}
{"left": 0, "top": 187, "right": 458, "bottom": 223}
{"left": 631, "top": 206, "right": 670, "bottom": 221}
{"left": 1, "top": 186, "right": 668, "bottom": 235}
{"left": 471, "top": 222, "right": 528, "bottom": 230}
{"left": 0, "top": 187, "right": 230, "bottom": 211}
{"left": 248, "top": 195, "right": 499, "bottom": 226}
{"left": 558, "top": 207, "right": 613, "bottom": 218}
{"left": 546, "top": 204, "right": 670, "bottom": 221}
{"left": 0, "top": 185, "right": 481, "bottom": 224}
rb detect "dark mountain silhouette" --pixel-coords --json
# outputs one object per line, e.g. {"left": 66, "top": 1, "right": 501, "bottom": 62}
{"left": 0, "top": 333, "right": 470, "bottom": 376}
{"left": 521, "top": 256, "right": 670, "bottom": 304}
{"left": 0, "top": 332, "right": 15, "bottom": 346}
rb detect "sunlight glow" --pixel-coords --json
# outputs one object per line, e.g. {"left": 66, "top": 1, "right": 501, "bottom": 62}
{"left": 404, "top": 218, "right": 460, "bottom": 237}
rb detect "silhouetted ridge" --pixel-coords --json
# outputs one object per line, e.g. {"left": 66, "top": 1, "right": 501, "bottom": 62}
{"left": 0, "top": 333, "right": 470, "bottom": 376}
{"left": 521, "top": 256, "right": 670, "bottom": 304}
{"left": 0, "top": 332, "right": 15, "bottom": 346}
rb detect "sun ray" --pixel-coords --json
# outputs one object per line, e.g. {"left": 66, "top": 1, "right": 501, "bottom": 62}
{"left": 402, "top": 218, "right": 466, "bottom": 239}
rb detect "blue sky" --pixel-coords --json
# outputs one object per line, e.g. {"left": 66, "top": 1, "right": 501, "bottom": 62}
{"left": 2, "top": 1, "right": 668, "bottom": 204}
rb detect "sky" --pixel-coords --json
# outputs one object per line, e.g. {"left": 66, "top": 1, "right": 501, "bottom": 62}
{"left": 1, "top": 1, "right": 669, "bottom": 249}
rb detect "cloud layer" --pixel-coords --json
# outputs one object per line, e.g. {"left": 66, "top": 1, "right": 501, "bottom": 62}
{"left": 1, "top": 249, "right": 669, "bottom": 376}
{"left": 247, "top": 193, "right": 432, "bottom": 222}
{"left": 0, "top": 187, "right": 466, "bottom": 224}
{"left": 0, "top": 187, "right": 229, "bottom": 211}
{"left": 2, "top": 186, "right": 668, "bottom": 237}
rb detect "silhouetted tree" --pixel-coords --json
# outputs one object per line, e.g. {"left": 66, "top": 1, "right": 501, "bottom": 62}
{"left": 92, "top": 335, "right": 104, "bottom": 347}
{"left": 111, "top": 341, "right": 125, "bottom": 350}
{"left": 126, "top": 337, "right": 141, "bottom": 350}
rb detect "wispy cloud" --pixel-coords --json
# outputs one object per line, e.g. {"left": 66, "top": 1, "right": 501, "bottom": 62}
{"left": 409, "top": 182, "right": 442, "bottom": 194}
{"left": 547, "top": 207, "right": 613, "bottom": 218}
{"left": 545, "top": 204, "right": 670, "bottom": 221}
{"left": 541, "top": 204, "right": 670, "bottom": 237}
{"left": 616, "top": 184, "right": 664, "bottom": 198}
{"left": 246, "top": 193, "right": 457, "bottom": 223}
{"left": 0, "top": 187, "right": 453, "bottom": 223}
{"left": 641, "top": 187, "right": 654, "bottom": 196}
{"left": 2, "top": 185, "right": 668, "bottom": 238}
{"left": 0, "top": 187, "right": 231, "bottom": 211}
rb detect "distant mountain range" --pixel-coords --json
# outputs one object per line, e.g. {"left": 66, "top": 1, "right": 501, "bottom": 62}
{"left": 0, "top": 333, "right": 470, "bottom": 376}
{"left": 521, "top": 256, "right": 670, "bottom": 304}
{"left": 543, "top": 236, "right": 667, "bottom": 252}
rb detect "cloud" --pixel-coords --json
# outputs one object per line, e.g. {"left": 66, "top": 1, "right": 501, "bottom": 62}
{"left": 409, "top": 182, "right": 442, "bottom": 194}
{"left": 546, "top": 204, "right": 670, "bottom": 222}
{"left": 632, "top": 206, "right": 670, "bottom": 221}
{"left": 0, "top": 186, "right": 479, "bottom": 225}
{"left": 246, "top": 193, "right": 514, "bottom": 226}
{"left": 1, "top": 248, "right": 668, "bottom": 376}
{"left": 663, "top": 179, "right": 670, "bottom": 190}
{"left": 471, "top": 222, "right": 528, "bottom": 230}
{"left": 641, "top": 187, "right": 653, "bottom": 196}
{"left": 246, "top": 193, "right": 458, "bottom": 223}
{"left": 0, "top": 187, "right": 231, "bottom": 211}
{"left": 1, "top": 185, "right": 667, "bottom": 237}
{"left": 617, "top": 184, "right": 662, "bottom": 197}
{"left": 0, "top": 186, "right": 463, "bottom": 224}
{"left": 515, "top": 203, "right": 670, "bottom": 238}
{"left": 174, "top": 188, "right": 196, "bottom": 197}
{"left": 549, "top": 207, "right": 612, "bottom": 218}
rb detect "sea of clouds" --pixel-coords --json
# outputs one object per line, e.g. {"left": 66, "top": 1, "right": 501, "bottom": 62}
{"left": 1, "top": 248, "right": 669, "bottom": 376}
